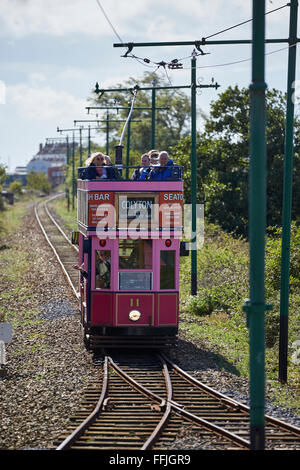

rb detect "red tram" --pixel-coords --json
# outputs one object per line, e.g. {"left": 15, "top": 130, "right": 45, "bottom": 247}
{"left": 72, "top": 155, "right": 187, "bottom": 349}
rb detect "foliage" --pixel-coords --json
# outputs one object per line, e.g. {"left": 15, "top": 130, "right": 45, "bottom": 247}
{"left": 26, "top": 171, "right": 51, "bottom": 195}
{"left": 171, "top": 85, "right": 300, "bottom": 236}
{"left": 0, "top": 164, "right": 6, "bottom": 188}
{"left": 266, "top": 222, "right": 300, "bottom": 293}
{"left": 89, "top": 72, "right": 191, "bottom": 160}
{"left": 9, "top": 181, "right": 23, "bottom": 196}
{"left": 0, "top": 164, "right": 7, "bottom": 213}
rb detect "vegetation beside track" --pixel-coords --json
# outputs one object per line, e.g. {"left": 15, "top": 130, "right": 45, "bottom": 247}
{"left": 49, "top": 196, "right": 77, "bottom": 233}
{"left": 0, "top": 195, "right": 41, "bottom": 325}
{"left": 180, "top": 224, "right": 300, "bottom": 413}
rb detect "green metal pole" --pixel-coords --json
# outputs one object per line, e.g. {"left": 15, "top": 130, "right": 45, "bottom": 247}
{"left": 151, "top": 79, "right": 156, "bottom": 149}
{"left": 245, "top": 0, "right": 268, "bottom": 450}
{"left": 106, "top": 111, "right": 109, "bottom": 156}
{"left": 72, "top": 132, "right": 75, "bottom": 211}
{"left": 88, "top": 126, "right": 91, "bottom": 156}
{"left": 279, "top": 0, "right": 299, "bottom": 384}
{"left": 191, "top": 53, "right": 197, "bottom": 295}
{"left": 114, "top": 38, "right": 296, "bottom": 48}
{"left": 79, "top": 128, "right": 82, "bottom": 167}
{"left": 66, "top": 135, "right": 70, "bottom": 212}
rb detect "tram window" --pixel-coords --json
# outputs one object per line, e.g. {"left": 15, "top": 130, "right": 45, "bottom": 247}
{"left": 160, "top": 251, "right": 175, "bottom": 289}
{"left": 95, "top": 250, "right": 111, "bottom": 289}
{"left": 119, "top": 239, "right": 152, "bottom": 270}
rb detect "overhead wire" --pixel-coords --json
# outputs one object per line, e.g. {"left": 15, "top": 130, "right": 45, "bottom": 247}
{"left": 204, "top": 2, "right": 289, "bottom": 40}
{"left": 94, "top": 0, "right": 293, "bottom": 83}
{"left": 95, "top": 0, "right": 124, "bottom": 44}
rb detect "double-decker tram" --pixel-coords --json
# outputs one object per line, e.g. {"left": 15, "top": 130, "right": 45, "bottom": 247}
{"left": 73, "top": 147, "right": 187, "bottom": 350}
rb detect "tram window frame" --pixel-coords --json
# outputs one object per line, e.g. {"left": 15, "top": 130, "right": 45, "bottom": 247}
{"left": 160, "top": 250, "right": 176, "bottom": 290}
{"left": 95, "top": 250, "right": 111, "bottom": 290}
{"left": 118, "top": 239, "right": 152, "bottom": 271}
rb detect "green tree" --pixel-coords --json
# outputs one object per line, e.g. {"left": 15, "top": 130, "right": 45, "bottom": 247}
{"left": 9, "top": 181, "right": 23, "bottom": 196}
{"left": 172, "top": 85, "right": 300, "bottom": 236}
{"left": 26, "top": 171, "right": 51, "bottom": 195}
{"left": 0, "top": 164, "right": 7, "bottom": 211}
{"left": 89, "top": 72, "right": 191, "bottom": 161}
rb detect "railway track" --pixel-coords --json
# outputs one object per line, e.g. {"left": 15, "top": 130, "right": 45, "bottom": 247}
{"left": 35, "top": 193, "right": 79, "bottom": 298}
{"left": 54, "top": 351, "right": 300, "bottom": 451}
{"left": 35, "top": 195, "right": 300, "bottom": 451}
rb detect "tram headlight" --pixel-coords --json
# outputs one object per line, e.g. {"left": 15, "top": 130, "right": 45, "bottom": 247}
{"left": 129, "top": 310, "right": 141, "bottom": 321}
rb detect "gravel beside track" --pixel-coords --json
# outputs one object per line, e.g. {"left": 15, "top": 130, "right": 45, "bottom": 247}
{"left": 0, "top": 200, "right": 299, "bottom": 450}
{"left": 0, "top": 202, "right": 97, "bottom": 450}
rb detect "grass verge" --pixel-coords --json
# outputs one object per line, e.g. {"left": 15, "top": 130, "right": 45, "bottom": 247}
{"left": 0, "top": 196, "right": 41, "bottom": 327}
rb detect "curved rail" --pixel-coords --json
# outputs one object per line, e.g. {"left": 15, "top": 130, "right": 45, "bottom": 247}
{"left": 44, "top": 202, "right": 78, "bottom": 252}
{"left": 34, "top": 194, "right": 79, "bottom": 298}
{"left": 141, "top": 356, "right": 172, "bottom": 450}
{"left": 55, "top": 349, "right": 300, "bottom": 450}
{"left": 160, "top": 353, "right": 300, "bottom": 449}
{"left": 56, "top": 357, "right": 109, "bottom": 450}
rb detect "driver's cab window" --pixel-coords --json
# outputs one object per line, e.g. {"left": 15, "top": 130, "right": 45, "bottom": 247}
{"left": 95, "top": 250, "right": 111, "bottom": 289}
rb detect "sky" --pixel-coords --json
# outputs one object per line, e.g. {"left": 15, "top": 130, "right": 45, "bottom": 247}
{"left": 0, "top": 0, "right": 298, "bottom": 172}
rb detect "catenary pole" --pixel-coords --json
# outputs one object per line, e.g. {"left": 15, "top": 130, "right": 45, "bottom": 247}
{"left": 243, "top": 0, "right": 269, "bottom": 450}
{"left": 191, "top": 52, "right": 197, "bottom": 295}
{"left": 279, "top": 0, "right": 299, "bottom": 384}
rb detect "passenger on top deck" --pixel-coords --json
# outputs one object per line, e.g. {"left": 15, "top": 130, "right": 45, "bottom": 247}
{"left": 148, "top": 149, "right": 159, "bottom": 166}
{"left": 82, "top": 152, "right": 116, "bottom": 180}
{"left": 131, "top": 153, "right": 151, "bottom": 181}
{"left": 149, "top": 151, "right": 175, "bottom": 180}
{"left": 103, "top": 154, "right": 120, "bottom": 180}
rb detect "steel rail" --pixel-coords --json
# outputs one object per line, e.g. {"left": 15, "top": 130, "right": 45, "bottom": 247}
{"left": 44, "top": 203, "right": 78, "bottom": 253}
{"left": 141, "top": 355, "right": 172, "bottom": 450}
{"left": 108, "top": 355, "right": 250, "bottom": 449}
{"left": 108, "top": 356, "right": 166, "bottom": 409}
{"left": 56, "top": 356, "right": 109, "bottom": 450}
{"left": 161, "top": 353, "right": 300, "bottom": 437}
{"left": 34, "top": 196, "right": 78, "bottom": 298}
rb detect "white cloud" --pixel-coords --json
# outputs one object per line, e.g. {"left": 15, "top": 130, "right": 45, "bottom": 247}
{"left": 8, "top": 83, "right": 88, "bottom": 121}
{"left": 0, "top": 0, "right": 147, "bottom": 37}
{"left": 0, "top": 0, "right": 291, "bottom": 44}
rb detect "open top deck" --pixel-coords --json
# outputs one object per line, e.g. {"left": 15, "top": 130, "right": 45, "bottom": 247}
{"left": 77, "top": 166, "right": 184, "bottom": 238}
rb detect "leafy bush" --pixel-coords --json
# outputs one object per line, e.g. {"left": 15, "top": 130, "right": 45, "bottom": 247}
{"left": 184, "top": 286, "right": 232, "bottom": 317}
{"left": 9, "top": 181, "right": 23, "bottom": 196}
{"left": 266, "top": 223, "right": 300, "bottom": 293}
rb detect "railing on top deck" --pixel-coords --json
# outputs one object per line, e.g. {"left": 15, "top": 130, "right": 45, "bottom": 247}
{"left": 77, "top": 165, "right": 183, "bottom": 182}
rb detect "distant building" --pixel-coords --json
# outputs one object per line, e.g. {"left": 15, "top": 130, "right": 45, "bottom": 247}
{"left": 5, "top": 167, "right": 27, "bottom": 187}
{"left": 5, "top": 140, "right": 75, "bottom": 188}
{"left": 47, "top": 166, "right": 66, "bottom": 187}
{"left": 27, "top": 141, "right": 69, "bottom": 175}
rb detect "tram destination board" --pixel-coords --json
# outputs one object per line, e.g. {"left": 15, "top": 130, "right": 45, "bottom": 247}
{"left": 118, "top": 195, "right": 155, "bottom": 220}
{"left": 117, "top": 193, "right": 159, "bottom": 230}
